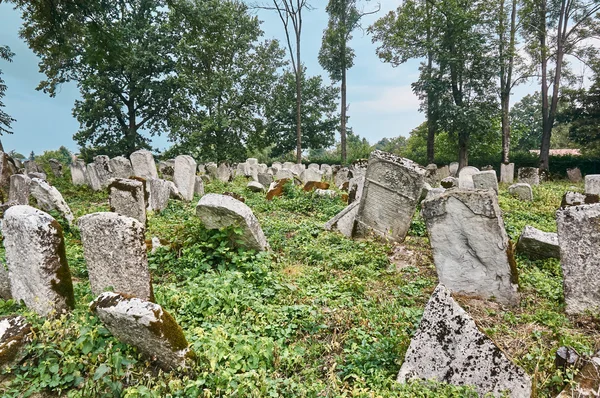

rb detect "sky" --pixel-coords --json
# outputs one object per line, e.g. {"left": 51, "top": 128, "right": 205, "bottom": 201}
{"left": 0, "top": 0, "right": 543, "bottom": 156}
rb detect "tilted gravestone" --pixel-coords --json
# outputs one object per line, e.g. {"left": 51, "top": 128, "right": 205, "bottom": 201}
{"left": 556, "top": 203, "right": 600, "bottom": 314}
{"left": 2, "top": 206, "right": 75, "bottom": 317}
{"left": 0, "top": 315, "right": 31, "bottom": 367}
{"left": 566, "top": 167, "right": 582, "bottom": 183}
{"left": 194, "top": 176, "right": 205, "bottom": 197}
{"left": 48, "top": 159, "right": 63, "bottom": 177}
{"left": 78, "top": 212, "right": 154, "bottom": 301}
{"left": 173, "top": 155, "right": 197, "bottom": 201}
{"left": 354, "top": 150, "right": 425, "bottom": 243}
{"left": 516, "top": 225, "right": 559, "bottom": 260}
{"left": 584, "top": 175, "right": 600, "bottom": 195}
{"left": 87, "top": 155, "right": 113, "bottom": 191}
{"left": 130, "top": 149, "right": 158, "bottom": 180}
{"left": 30, "top": 178, "right": 75, "bottom": 225}
{"left": 8, "top": 174, "right": 31, "bottom": 205}
{"left": 421, "top": 189, "right": 519, "bottom": 305}
{"left": 109, "top": 178, "right": 147, "bottom": 224}
{"left": 397, "top": 284, "right": 531, "bottom": 397}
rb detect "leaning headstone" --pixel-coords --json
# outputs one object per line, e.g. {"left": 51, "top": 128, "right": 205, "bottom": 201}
{"left": 8, "top": 174, "right": 31, "bottom": 205}
{"left": 266, "top": 179, "right": 289, "bottom": 200}
{"left": 173, "top": 155, "right": 197, "bottom": 201}
{"left": 472, "top": 170, "right": 498, "bottom": 193}
{"left": 566, "top": 167, "right": 582, "bottom": 183}
{"left": 324, "top": 201, "right": 359, "bottom": 238}
{"left": 109, "top": 156, "right": 134, "bottom": 179}
{"left": 86, "top": 163, "right": 102, "bottom": 191}
{"left": 196, "top": 194, "right": 269, "bottom": 251}
{"left": 91, "top": 292, "right": 192, "bottom": 370}
{"left": 422, "top": 189, "right": 518, "bottom": 305}
{"left": 440, "top": 176, "right": 458, "bottom": 188}
{"left": 290, "top": 163, "right": 305, "bottom": 176}
{"left": 48, "top": 159, "right": 63, "bottom": 177}
{"left": 556, "top": 203, "right": 600, "bottom": 314}
{"left": 354, "top": 151, "right": 426, "bottom": 242}
{"left": 147, "top": 178, "right": 172, "bottom": 212}
{"left": 449, "top": 162, "right": 459, "bottom": 177}
{"left": 70, "top": 160, "right": 87, "bottom": 186}
{"left": 271, "top": 162, "right": 282, "bottom": 173}
{"left": 216, "top": 163, "right": 231, "bottom": 183}
{"left": 30, "top": 178, "right": 75, "bottom": 225}
{"left": 457, "top": 166, "right": 479, "bottom": 189}
{"left": 194, "top": 176, "right": 204, "bottom": 197}
{"left": 508, "top": 183, "right": 533, "bottom": 201}
{"left": 0, "top": 315, "right": 31, "bottom": 367}
{"left": 348, "top": 175, "right": 365, "bottom": 205}
{"left": 397, "top": 284, "right": 532, "bottom": 397}
{"left": 518, "top": 167, "right": 540, "bottom": 186}
{"left": 500, "top": 163, "right": 515, "bottom": 184}
{"left": 78, "top": 212, "right": 153, "bottom": 301}
{"left": 130, "top": 149, "right": 158, "bottom": 180}
{"left": 247, "top": 181, "right": 265, "bottom": 192}
{"left": 205, "top": 163, "right": 217, "bottom": 179}
{"left": 109, "top": 178, "right": 147, "bottom": 224}
{"left": 257, "top": 173, "right": 273, "bottom": 187}
{"left": 2, "top": 206, "right": 75, "bottom": 317}
{"left": 158, "top": 160, "right": 175, "bottom": 179}
{"left": 27, "top": 172, "right": 46, "bottom": 181}
{"left": 516, "top": 225, "right": 560, "bottom": 260}
{"left": 584, "top": 175, "right": 600, "bottom": 195}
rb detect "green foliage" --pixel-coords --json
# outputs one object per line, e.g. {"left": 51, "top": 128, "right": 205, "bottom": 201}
{"left": 0, "top": 45, "right": 15, "bottom": 135}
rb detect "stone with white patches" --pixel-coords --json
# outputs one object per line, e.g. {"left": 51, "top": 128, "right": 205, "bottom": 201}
{"left": 458, "top": 166, "right": 480, "bottom": 189}
{"left": 0, "top": 315, "right": 31, "bottom": 366}
{"left": 500, "top": 163, "right": 515, "bottom": 184}
{"left": 216, "top": 163, "right": 231, "bottom": 183}
{"left": 173, "top": 155, "right": 197, "bottom": 201}
{"left": 70, "top": 160, "right": 87, "bottom": 186}
{"left": 247, "top": 181, "right": 265, "bottom": 192}
{"left": 147, "top": 178, "right": 172, "bottom": 212}
{"left": 109, "top": 156, "right": 134, "bottom": 179}
{"left": 8, "top": 174, "right": 31, "bottom": 205}
{"left": 109, "top": 178, "right": 147, "bottom": 224}
{"left": 508, "top": 183, "right": 533, "bottom": 201}
{"left": 48, "top": 159, "right": 63, "bottom": 177}
{"left": 130, "top": 149, "right": 158, "bottom": 180}
{"left": 30, "top": 178, "right": 74, "bottom": 225}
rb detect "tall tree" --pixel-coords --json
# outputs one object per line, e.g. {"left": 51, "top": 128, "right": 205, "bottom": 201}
{"left": 0, "top": 45, "right": 15, "bottom": 151}
{"left": 520, "top": 0, "right": 600, "bottom": 172}
{"left": 256, "top": 0, "right": 312, "bottom": 163}
{"left": 166, "top": 0, "right": 285, "bottom": 163}
{"left": 12, "top": 0, "right": 178, "bottom": 158}
{"left": 318, "top": 0, "right": 379, "bottom": 164}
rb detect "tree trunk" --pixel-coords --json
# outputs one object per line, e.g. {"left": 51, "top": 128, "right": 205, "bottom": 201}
{"left": 295, "top": 21, "right": 302, "bottom": 164}
{"left": 425, "top": 1, "right": 435, "bottom": 164}
{"left": 501, "top": 92, "right": 510, "bottom": 163}
{"left": 538, "top": 0, "right": 551, "bottom": 171}
{"left": 458, "top": 132, "right": 468, "bottom": 170}
{"left": 127, "top": 103, "right": 137, "bottom": 156}
{"left": 341, "top": 47, "right": 347, "bottom": 164}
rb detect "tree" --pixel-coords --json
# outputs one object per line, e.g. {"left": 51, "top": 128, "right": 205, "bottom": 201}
{"left": 520, "top": 0, "right": 600, "bottom": 171}
{"left": 510, "top": 93, "right": 543, "bottom": 152}
{"left": 0, "top": 45, "right": 15, "bottom": 151}
{"left": 319, "top": 0, "right": 378, "bottom": 164}
{"left": 256, "top": 0, "right": 312, "bottom": 163}
{"left": 374, "top": 136, "right": 407, "bottom": 155}
{"left": 12, "top": 0, "right": 178, "bottom": 158}
{"left": 166, "top": 0, "right": 285, "bottom": 163}
{"left": 264, "top": 69, "right": 339, "bottom": 158}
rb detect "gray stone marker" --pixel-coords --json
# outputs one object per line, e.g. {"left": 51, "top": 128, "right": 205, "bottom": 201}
{"left": 516, "top": 225, "right": 559, "bottom": 260}
{"left": 8, "top": 174, "right": 31, "bottom": 205}
{"left": 354, "top": 151, "right": 425, "bottom": 242}
{"left": 457, "top": 166, "right": 479, "bottom": 189}
{"left": 194, "top": 176, "right": 205, "bottom": 197}
{"left": 556, "top": 203, "right": 600, "bottom": 314}
{"left": 30, "top": 178, "right": 75, "bottom": 225}
{"left": 0, "top": 315, "right": 31, "bottom": 367}
{"left": 109, "top": 178, "right": 147, "bottom": 224}
{"left": 397, "top": 284, "right": 532, "bottom": 398}
{"left": 290, "top": 163, "right": 305, "bottom": 176}
{"left": 196, "top": 194, "right": 269, "bottom": 251}
{"left": 560, "top": 191, "right": 587, "bottom": 207}
{"left": 87, "top": 155, "right": 113, "bottom": 190}
{"left": 130, "top": 149, "right": 158, "bottom": 180}
{"left": 518, "top": 167, "right": 540, "bottom": 186}
{"left": 91, "top": 292, "right": 192, "bottom": 371}
{"left": 449, "top": 162, "right": 459, "bottom": 177}
{"left": 472, "top": 170, "right": 498, "bottom": 193}
{"left": 0, "top": 152, "right": 14, "bottom": 190}
{"left": 334, "top": 168, "right": 352, "bottom": 189}
{"left": 2, "top": 206, "right": 75, "bottom": 317}
{"left": 348, "top": 175, "right": 365, "bottom": 205}
{"left": 257, "top": 173, "right": 273, "bottom": 187}
{"left": 147, "top": 178, "right": 172, "bottom": 212}
{"left": 70, "top": 160, "right": 87, "bottom": 186}
{"left": 158, "top": 160, "right": 175, "bottom": 179}
{"left": 109, "top": 156, "right": 134, "bottom": 179}
{"left": 300, "top": 168, "right": 322, "bottom": 184}
{"left": 247, "top": 181, "right": 265, "bottom": 192}
{"left": 275, "top": 169, "right": 293, "bottom": 181}
{"left": 508, "top": 183, "right": 533, "bottom": 201}
{"left": 173, "top": 155, "right": 197, "bottom": 201}
{"left": 27, "top": 172, "right": 46, "bottom": 181}
{"left": 247, "top": 158, "right": 258, "bottom": 166}
{"left": 320, "top": 164, "right": 333, "bottom": 180}
{"left": 282, "top": 162, "right": 295, "bottom": 170}
{"left": 424, "top": 164, "right": 439, "bottom": 186}
{"left": 422, "top": 189, "right": 519, "bottom": 305}
{"left": 566, "top": 167, "right": 582, "bottom": 183}
{"left": 78, "top": 212, "right": 153, "bottom": 301}
{"left": 500, "top": 163, "right": 515, "bottom": 184}
{"left": 308, "top": 163, "right": 320, "bottom": 171}
{"left": 584, "top": 175, "right": 600, "bottom": 195}
{"left": 324, "top": 201, "right": 359, "bottom": 238}
{"left": 48, "top": 159, "right": 63, "bottom": 177}
{"left": 23, "top": 160, "right": 42, "bottom": 174}
{"left": 216, "top": 163, "right": 231, "bottom": 182}
{"left": 437, "top": 165, "right": 450, "bottom": 181}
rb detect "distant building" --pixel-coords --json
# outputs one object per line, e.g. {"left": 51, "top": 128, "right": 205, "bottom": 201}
{"left": 529, "top": 149, "right": 581, "bottom": 156}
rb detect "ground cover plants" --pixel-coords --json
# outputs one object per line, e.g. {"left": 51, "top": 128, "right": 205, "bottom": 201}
{"left": 0, "top": 171, "right": 597, "bottom": 397}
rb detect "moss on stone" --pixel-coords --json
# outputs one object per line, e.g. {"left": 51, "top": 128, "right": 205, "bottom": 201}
{"left": 49, "top": 220, "right": 75, "bottom": 310}
{"left": 506, "top": 240, "right": 519, "bottom": 286}
{"left": 149, "top": 308, "right": 188, "bottom": 352}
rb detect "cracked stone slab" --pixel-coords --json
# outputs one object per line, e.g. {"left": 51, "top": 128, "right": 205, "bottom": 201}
{"left": 516, "top": 225, "right": 559, "bottom": 260}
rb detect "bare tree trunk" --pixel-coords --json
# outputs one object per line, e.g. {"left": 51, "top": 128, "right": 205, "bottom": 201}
{"left": 425, "top": 1, "right": 435, "bottom": 164}
{"left": 341, "top": 62, "right": 347, "bottom": 164}
{"left": 538, "top": 0, "right": 551, "bottom": 171}
{"left": 500, "top": 0, "right": 517, "bottom": 164}
{"left": 295, "top": 5, "right": 303, "bottom": 164}
{"left": 127, "top": 103, "right": 137, "bottom": 156}
{"left": 458, "top": 131, "right": 468, "bottom": 170}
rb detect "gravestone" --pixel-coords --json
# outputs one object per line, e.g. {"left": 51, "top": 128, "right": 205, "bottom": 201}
{"left": 0, "top": 315, "right": 31, "bottom": 367}
{"left": 8, "top": 174, "right": 31, "bottom": 205}
{"left": 196, "top": 194, "right": 269, "bottom": 251}
{"left": 109, "top": 178, "right": 147, "bottom": 224}
{"left": 87, "top": 156, "right": 113, "bottom": 190}
{"left": 508, "top": 183, "right": 533, "bottom": 201}
{"left": 0, "top": 264, "right": 11, "bottom": 299}
{"left": 500, "top": 163, "right": 515, "bottom": 184}
{"left": 584, "top": 175, "right": 600, "bottom": 195}
{"left": 449, "top": 162, "right": 459, "bottom": 177}
{"left": 518, "top": 167, "right": 540, "bottom": 186}
{"left": 48, "top": 159, "right": 63, "bottom": 177}
{"left": 354, "top": 151, "right": 425, "bottom": 242}
{"left": 472, "top": 170, "right": 498, "bottom": 193}
{"left": 398, "top": 284, "right": 531, "bottom": 397}
{"left": 30, "top": 178, "right": 75, "bottom": 225}
{"left": 516, "top": 225, "right": 559, "bottom": 260}
{"left": 334, "top": 168, "right": 352, "bottom": 189}
{"left": 324, "top": 201, "right": 359, "bottom": 238}
{"left": 300, "top": 168, "right": 322, "bottom": 184}
{"left": 348, "top": 175, "right": 365, "bottom": 205}
{"left": 70, "top": 160, "right": 87, "bottom": 186}
{"left": 130, "top": 149, "right": 158, "bottom": 180}
{"left": 457, "top": 166, "right": 479, "bottom": 189}
{"left": 566, "top": 167, "right": 582, "bottom": 183}
{"left": 556, "top": 203, "right": 600, "bottom": 314}
{"left": 441, "top": 176, "right": 458, "bottom": 188}
{"left": 91, "top": 292, "right": 192, "bottom": 370}
{"left": 216, "top": 163, "right": 231, "bottom": 183}
{"left": 78, "top": 212, "right": 153, "bottom": 301}
{"left": 109, "top": 156, "right": 134, "bottom": 179}
{"left": 194, "top": 176, "right": 204, "bottom": 197}
{"left": 275, "top": 169, "right": 293, "bottom": 181}
{"left": 2, "top": 206, "right": 75, "bottom": 317}
{"left": 247, "top": 181, "right": 265, "bottom": 192}
{"left": 147, "top": 178, "right": 172, "bottom": 212}
{"left": 173, "top": 155, "right": 197, "bottom": 201}
{"left": 422, "top": 189, "right": 519, "bottom": 305}
{"left": 257, "top": 173, "right": 273, "bottom": 187}
{"left": 437, "top": 165, "right": 450, "bottom": 181}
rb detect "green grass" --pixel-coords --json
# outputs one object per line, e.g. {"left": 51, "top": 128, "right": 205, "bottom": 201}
{"left": 0, "top": 174, "right": 597, "bottom": 397}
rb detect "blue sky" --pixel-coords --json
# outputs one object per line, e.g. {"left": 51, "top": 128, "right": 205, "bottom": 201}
{"left": 0, "top": 0, "right": 540, "bottom": 156}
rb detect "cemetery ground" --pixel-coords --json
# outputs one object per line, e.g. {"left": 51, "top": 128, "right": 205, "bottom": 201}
{"left": 0, "top": 172, "right": 598, "bottom": 398}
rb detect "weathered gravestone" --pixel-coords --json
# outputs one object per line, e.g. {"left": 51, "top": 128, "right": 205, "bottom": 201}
{"left": 91, "top": 292, "right": 192, "bottom": 370}
{"left": 158, "top": 160, "right": 175, "bottom": 179}
{"left": 334, "top": 168, "right": 352, "bottom": 189}
{"left": 109, "top": 178, "right": 147, "bottom": 224}
{"left": 87, "top": 155, "right": 113, "bottom": 191}
{"left": 8, "top": 174, "right": 31, "bottom": 205}
{"left": 584, "top": 175, "right": 600, "bottom": 195}
{"left": 30, "top": 178, "right": 75, "bottom": 225}
{"left": 70, "top": 160, "right": 87, "bottom": 186}
{"left": 275, "top": 169, "right": 293, "bottom": 181}
{"left": 437, "top": 165, "right": 450, "bottom": 181}
{"left": 324, "top": 200, "right": 359, "bottom": 238}
{"left": 216, "top": 163, "right": 231, "bottom": 183}
{"left": 300, "top": 168, "right": 322, "bottom": 184}
{"left": 247, "top": 181, "right": 265, "bottom": 192}
{"left": 194, "top": 176, "right": 204, "bottom": 197}
{"left": 2, "top": 206, "right": 75, "bottom": 317}
{"left": 566, "top": 167, "right": 582, "bottom": 183}
{"left": 556, "top": 203, "right": 600, "bottom": 314}
{"left": 397, "top": 284, "right": 532, "bottom": 397}
{"left": 257, "top": 173, "right": 273, "bottom": 187}
{"left": 48, "top": 159, "right": 63, "bottom": 177}
{"left": 348, "top": 175, "right": 365, "bottom": 205}
{"left": 23, "top": 160, "right": 42, "bottom": 174}
{"left": 147, "top": 178, "right": 172, "bottom": 212}
{"left": 196, "top": 194, "right": 269, "bottom": 251}
{"left": 78, "top": 212, "right": 153, "bottom": 301}
{"left": 508, "top": 183, "right": 533, "bottom": 201}
{"left": 354, "top": 151, "right": 425, "bottom": 242}
{"left": 472, "top": 170, "right": 498, "bottom": 193}
{"left": 421, "top": 189, "right": 519, "bottom": 305}
{"left": 130, "top": 149, "right": 158, "bottom": 180}
{"left": 457, "top": 166, "right": 479, "bottom": 189}
{"left": 516, "top": 225, "right": 559, "bottom": 260}
{"left": 173, "top": 155, "right": 197, "bottom": 201}
{"left": 518, "top": 167, "right": 540, "bottom": 186}
{"left": 0, "top": 315, "right": 31, "bottom": 367}
{"left": 560, "top": 191, "right": 598, "bottom": 207}
{"left": 109, "top": 156, "right": 134, "bottom": 179}
{"left": 449, "top": 162, "right": 459, "bottom": 177}
{"left": 500, "top": 163, "right": 515, "bottom": 184}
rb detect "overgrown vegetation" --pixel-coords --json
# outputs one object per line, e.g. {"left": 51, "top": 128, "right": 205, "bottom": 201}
{"left": 0, "top": 173, "right": 597, "bottom": 397}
